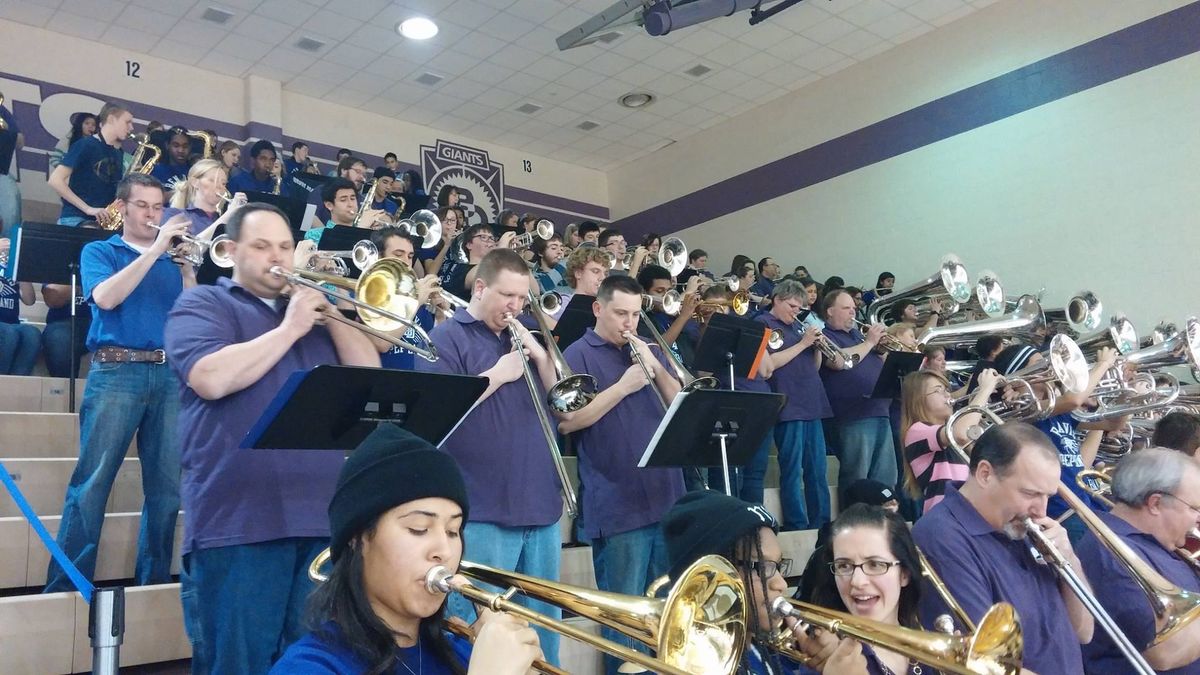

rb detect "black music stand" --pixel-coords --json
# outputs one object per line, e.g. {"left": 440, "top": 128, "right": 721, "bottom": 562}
{"left": 694, "top": 312, "right": 771, "bottom": 390}
{"left": 638, "top": 389, "right": 785, "bottom": 496}
{"left": 241, "top": 191, "right": 311, "bottom": 235}
{"left": 317, "top": 226, "right": 371, "bottom": 279}
{"left": 870, "top": 351, "right": 925, "bottom": 399}
{"left": 243, "top": 365, "right": 488, "bottom": 450}
{"left": 552, "top": 294, "right": 596, "bottom": 350}
{"left": 13, "top": 223, "right": 111, "bottom": 412}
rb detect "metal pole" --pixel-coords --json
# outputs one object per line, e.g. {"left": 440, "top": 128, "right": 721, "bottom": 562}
{"left": 89, "top": 586, "right": 124, "bottom": 675}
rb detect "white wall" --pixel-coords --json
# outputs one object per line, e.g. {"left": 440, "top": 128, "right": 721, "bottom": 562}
{"left": 607, "top": 0, "right": 1200, "bottom": 333}
{"left": 0, "top": 19, "right": 608, "bottom": 211}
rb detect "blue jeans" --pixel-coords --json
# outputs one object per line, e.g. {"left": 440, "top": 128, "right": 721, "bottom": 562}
{"left": 45, "top": 361, "right": 180, "bottom": 592}
{"left": 0, "top": 174, "right": 19, "bottom": 237}
{"left": 447, "top": 521, "right": 562, "bottom": 666}
{"left": 592, "top": 524, "right": 670, "bottom": 675}
{"left": 831, "top": 416, "right": 898, "bottom": 498}
{"left": 738, "top": 434, "right": 774, "bottom": 506}
{"left": 57, "top": 215, "right": 86, "bottom": 226}
{"left": 41, "top": 319, "right": 89, "bottom": 378}
{"left": 181, "top": 538, "right": 327, "bottom": 674}
{"left": 774, "top": 419, "right": 831, "bottom": 531}
{"left": 0, "top": 322, "right": 41, "bottom": 375}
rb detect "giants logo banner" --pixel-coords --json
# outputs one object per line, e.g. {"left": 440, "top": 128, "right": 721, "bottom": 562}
{"left": 420, "top": 139, "right": 504, "bottom": 227}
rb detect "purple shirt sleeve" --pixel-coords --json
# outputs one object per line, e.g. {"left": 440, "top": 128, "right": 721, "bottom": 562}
{"left": 912, "top": 519, "right": 1002, "bottom": 629}
{"left": 165, "top": 287, "right": 235, "bottom": 383}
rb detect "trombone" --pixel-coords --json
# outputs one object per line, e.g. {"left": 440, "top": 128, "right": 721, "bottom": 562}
{"left": 269, "top": 258, "right": 438, "bottom": 361}
{"left": 768, "top": 597, "right": 1023, "bottom": 675}
{"left": 306, "top": 553, "right": 747, "bottom": 675}
{"left": 625, "top": 331, "right": 671, "bottom": 411}
{"left": 639, "top": 305, "right": 719, "bottom": 393}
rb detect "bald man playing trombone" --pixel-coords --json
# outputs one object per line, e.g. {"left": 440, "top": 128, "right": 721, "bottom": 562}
{"left": 165, "top": 202, "right": 378, "bottom": 674}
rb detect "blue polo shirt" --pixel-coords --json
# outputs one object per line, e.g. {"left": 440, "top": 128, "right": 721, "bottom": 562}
{"left": 59, "top": 135, "right": 124, "bottom": 220}
{"left": 227, "top": 170, "right": 276, "bottom": 194}
{"left": 759, "top": 314, "right": 832, "bottom": 421}
{"left": 161, "top": 205, "right": 217, "bottom": 237}
{"left": 165, "top": 277, "right": 343, "bottom": 554}
{"left": 821, "top": 327, "right": 891, "bottom": 420}
{"left": 1035, "top": 413, "right": 1102, "bottom": 519}
{"left": 563, "top": 328, "right": 686, "bottom": 540}
{"left": 80, "top": 235, "right": 183, "bottom": 351}
{"left": 379, "top": 306, "right": 435, "bottom": 371}
{"left": 416, "top": 308, "right": 563, "bottom": 527}
{"left": 272, "top": 622, "right": 471, "bottom": 674}
{"left": 1078, "top": 511, "right": 1200, "bottom": 674}
{"left": 913, "top": 485, "right": 1084, "bottom": 675}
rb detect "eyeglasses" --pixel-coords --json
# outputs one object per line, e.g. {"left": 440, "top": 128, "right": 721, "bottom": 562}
{"left": 829, "top": 559, "right": 903, "bottom": 577}
{"left": 472, "top": 235, "right": 496, "bottom": 243}
{"left": 1165, "top": 493, "right": 1200, "bottom": 516}
{"left": 741, "top": 558, "right": 792, "bottom": 578}
{"left": 924, "top": 387, "right": 950, "bottom": 398}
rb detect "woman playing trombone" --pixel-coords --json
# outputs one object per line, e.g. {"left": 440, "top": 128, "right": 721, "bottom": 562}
{"left": 272, "top": 424, "right": 544, "bottom": 675}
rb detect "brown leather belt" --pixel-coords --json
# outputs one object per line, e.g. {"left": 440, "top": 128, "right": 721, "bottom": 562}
{"left": 91, "top": 347, "right": 167, "bottom": 364}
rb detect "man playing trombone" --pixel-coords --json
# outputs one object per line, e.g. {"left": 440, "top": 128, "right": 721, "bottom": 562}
{"left": 913, "top": 423, "right": 1094, "bottom": 674}
{"left": 1076, "top": 448, "right": 1200, "bottom": 673}
{"left": 163, "top": 202, "right": 379, "bottom": 674}
{"left": 559, "top": 275, "right": 685, "bottom": 675}
{"left": 416, "top": 248, "right": 568, "bottom": 665}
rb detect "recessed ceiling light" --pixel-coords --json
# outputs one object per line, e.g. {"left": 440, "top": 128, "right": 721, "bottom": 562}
{"left": 619, "top": 92, "right": 655, "bottom": 109}
{"left": 397, "top": 17, "right": 438, "bottom": 40}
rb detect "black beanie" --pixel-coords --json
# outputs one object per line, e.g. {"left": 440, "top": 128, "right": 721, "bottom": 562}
{"left": 328, "top": 424, "right": 469, "bottom": 563}
{"left": 842, "top": 479, "right": 897, "bottom": 509}
{"left": 662, "top": 490, "right": 778, "bottom": 582}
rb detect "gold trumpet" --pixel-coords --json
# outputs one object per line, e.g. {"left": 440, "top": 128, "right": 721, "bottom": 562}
{"left": 768, "top": 323, "right": 860, "bottom": 369}
{"left": 1076, "top": 466, "right": 1200, "bottom": 572}
{"left": 97, "top": 133, "right": 162, "bottom": 230}
{"left": 853, "top": 318, "right": 919, "bottom": 353}
{"left": 696, "top": 290, "right": 751, "bottom": 319}
{"left": 768, "top": 597, "right": 1023, "bottom": 675}
{"left": 307, "top": 552, "right": 748, "bottom": 675}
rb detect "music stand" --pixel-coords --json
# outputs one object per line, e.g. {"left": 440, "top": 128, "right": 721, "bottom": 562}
{"left": 638, "top": 389, "right": 785, "bottom": 496}
{"left": 317, "top": 226, "right": 372, "bottom": 279}
{"left": 870, "top": 351, "right": 925, "bottom": 399}
{"left": 552, "top": 293, "right": 596, "bottom": 350}
{"left": 13, "top": 223, "right": 111, "bottom": 412}
{"left": 242, "top": 191, "right": 311, "bottom": 235}
{"left": 693, "top": 312, "right": 771, "bottom": 390}
{"left": 243, "top": 365, "right": 488, "bottom": 450}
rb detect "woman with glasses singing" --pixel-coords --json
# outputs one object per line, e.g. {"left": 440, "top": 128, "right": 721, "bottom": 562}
{"left": 806, "top": 504, "right": 943, "bottom": 675}
{"left": 898, "top": 368, "right": 1001, "bottom": 512}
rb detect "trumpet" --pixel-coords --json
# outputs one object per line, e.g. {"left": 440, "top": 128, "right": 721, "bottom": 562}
{"left": 306, "top": 552, "right": 748, "bottom": 675}
{"left": 305, "top": 240, "right": 379, "bottom": 276}
{"left": 695, "top": 290, "right": 751, "bottom": 319}
{"left": 0, "top": 95, "right": 6, "bottom": 132}
{"left": 768, "top": 323, "right": 859, "bottom": 369}
{"left": 853, "top": 319, "right": 919, "bottom": 353}
{"left": 768, "top": 597, "right": 1023, "bottom": 675}
{"left": 269, "top": 258, "right": 438, "bottom": 361}
{"left": 511, "top": 219, "right": 554, "bottom": 251}
{"left": 537, "top": 290, "right": 564, "bottom": 314}
{"left": 642, "top": 290, "right": 682, "bottom": 316}
{"left": 146, "top": 221, "right": 224, "bottom": 267}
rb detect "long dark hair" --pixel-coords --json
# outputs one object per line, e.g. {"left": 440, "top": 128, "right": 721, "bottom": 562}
{"left": 67, "top": 113, "right": 97, "bottom": 147}
{"left": 436, "top": 183, "right": 458, "bottom": 207}
{"left": 307, "top": 520, "right": 467, "bottom": 675}
{"left": 808, "top": 504, "right": 922, "bottom": 629}
{"left": 725, "top": 529, "right": 794, "bottom": 675}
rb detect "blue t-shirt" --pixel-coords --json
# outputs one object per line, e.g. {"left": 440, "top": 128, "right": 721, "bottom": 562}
{"left": 380, "top": 307, "right": 435, "bottom": 371}
{"left": 59, "top": 135, "right": 125, "bottom": 219}
{"left": 227, "top": 170, "right": 277, "bottom": 195}
{"left": 80, "top": 235, "right": 184, "bottom": 351}
{"left": 1035, "top": 413, "right": 1101, "bottom": 518}
{"left": 271, "top": 623, "right": 472, "bottom": 674}
{"left": 150, "top": 161, "right": 190, "bottom": 192}
{"left": 0, "top": 276, "right": 20, "bottom": 324}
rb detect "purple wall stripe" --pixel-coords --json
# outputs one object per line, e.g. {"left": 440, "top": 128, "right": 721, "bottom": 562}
{"left": 611, "top": 2, "right": 1200, "bottom": 241}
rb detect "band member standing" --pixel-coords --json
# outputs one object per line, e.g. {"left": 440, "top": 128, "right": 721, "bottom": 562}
{"left": 47, "top": 102, "right": 133, "bottom": 226}
{"left": 1077, "top": 448, "right": 1200, "bottom": 673}
{"left": 759, "top": 279, "right": 836, "bottom": 531}
{"left": 45, "top": 174, "right": 194, "bottom": 592}
{"left": 820, "top": 289, "right": 899, "bottom": 493}
{"left": 415, "top": 248, "right": 566, "bottom": 664}
{"left": 913, "top": 423, "right": 1094, "bottom": 674}
{"left": 164, "top": 202, "right": 379, "bottom": 673}
{"left": 559, "top": 275, "right": 685, "bottom": 675}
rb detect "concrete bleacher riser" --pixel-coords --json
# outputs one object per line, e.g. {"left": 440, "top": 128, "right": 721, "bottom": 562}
{"left": 0, "top": 375, "right": 845, "bottom": 674}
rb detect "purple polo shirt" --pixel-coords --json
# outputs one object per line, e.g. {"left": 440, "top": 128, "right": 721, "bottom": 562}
{"left": 415, "top": 308, "right": 562, "bottom": 528}
{"left": 912, "top": 485, "right": 1084, "bottom": 675}
{"left": 821, "top": 327, "right": 890, "bottom": 420}
{"left": 563, "top": 328, "right": 686, "bottom": 540}
{"left": 1078, "top": 511, "right": 1200, "bottom": 674}
{"left": 758, "top": 314, "right": 832, "bottom": 421}
{"left": 165, "top": 278, "right": 343, "bottom": 554}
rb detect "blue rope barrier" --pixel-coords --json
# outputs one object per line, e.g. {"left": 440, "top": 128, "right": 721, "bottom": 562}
{"left": 0, "top": 460, "right": 95, "bottom": 602}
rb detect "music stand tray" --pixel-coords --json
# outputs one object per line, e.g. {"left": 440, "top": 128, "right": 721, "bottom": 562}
{"left": 243, "top": 365, "right": 487, "bottom": 450}
{"left": 316, "top": 226, "right": 372, "bottom": 279}
{"left": 552, "top": 293, "right": 596, "bottom": 351}
{"left": 241, "top": 191, "right": 311, "bottom": 235}
{"left": 870, "top": 352, "right": 925, "bottom": 399}
{"left": 638, "top": 389, "right": 785, "bottom": 496}
{"left": 14, "top": 223, "right": 112, "bottom": 412}
{"left": 693, "top": 312, "right": 771, "bottom": 388}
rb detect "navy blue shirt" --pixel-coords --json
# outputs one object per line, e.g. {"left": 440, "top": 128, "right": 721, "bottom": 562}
{"left": 1078, "top": 511, "right": 1200, "bottom": 674}
{"left": 161, "top": 206, "right": 217, "bottom": 237}
{"left": 43, "top": 283, "right": 88, "bottom": 324}
{"left": 379, "top": 307, "right": 435, "bottom": 371}
{"left": 1035, "top": 413, "right": 1102, "bottom": 519}
{"left": 272, "top": 622, "right": 472, "bottom": 674}
{"left": 165, "top": 278, "right": 343, "bottom": 554}
{"left": 59, "top": 135, "right": 124, "bottom": 219}
{"left": 150, "top": 161, "right": 189, "bottom": 191}
{"left": 0, "top": 276, "right": 20, "bottom": 324}
{"left": 81, "top": 235, "right": 183, "bottom": 351}
{"left": 750, "top": 277, "right": 776, "bottom": 299}
{"left": 563, "top": 328, "right": 686, "bottom": 539}
{"left": 913, "top": 485, "right": 1084, "bottom": 675}
{"left": 227, "top": 170, "right": 277, "bottom": 194}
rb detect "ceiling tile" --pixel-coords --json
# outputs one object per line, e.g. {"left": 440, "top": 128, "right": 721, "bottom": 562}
{"left": 115, "top": 4, "right": 180, "bottom": 36}
{"left": 322, "top": 42, "right": 378, "bottom": 69}
{"left": 459, "top": 60, "right": 517, "bottom": 85}
{"left": 46, "top": 10, "right": 107, "bottom": 39}
{"left": 768, "top": 3, "right": 832, "bottom": 32}
{"left": 489, "top": 43, "right": 542, "bottom": 70}
{"left": 320, "top": 0, "right": 391, "bottom": 22}
{"left": 259, "top": 47, "right": 316, "bottom": 74}
{"left": 390, "top": 41, "right": 443, "bottom": 65}
{"left": 554, "top": 67, "right": 607, "bottom": 91}
{"left": 803, "top": 15, "right": 858, "bottom": 44}
{"left": 890, "top": 22, "right": 934, "bottom": 43}
{"left": 670, "top": 27, "right": 728, "bottom": 57}
{"left": 171, "top": 18, "right": 231, "bottom": 47}
{"left": 839, "top": 0, "right": 902, "bottom": 25}
{"left": 475, "top": 10, "right": 535, "bottom": 42}
{"left": 439, "top": 76, "right": 491, "bottom": 101}
{"left": 97, "top": 24, "right": 146, "bottom": 50}
{"left": 213, "top": 32, "right": 275, "bottom": 62}
{"left": 672, "top": 83, "right": 723, "bottom": 106}
{"left": 420, "top": 92, "right": 469, "bottom": 114}
{"left": 769, "top": 34, "right": 822, "bottom": 61}
{"left": 336, "top": 88, "right": 375, "bottom": 107}
{"left": 505, "top": 0, "right": 565, "bottom": 22}
{"left": 198, "top": 50, "right": 255, "bottom": 78}
{"left": 645, "top": 72, "right": 692, "bottom": 96}
{"left": 452, "top": 103, "right": 500, "bottom": 123}
{"left": 63, "top": 0, "right": 126, "bottom": 21}
{"left": 580, "top": 50, "right": 638, "bottom": 76}
{"left": 254, "top": 0, "right": 319, "bottom": 26}
{"left": 818, "top": 56, "right": 858, "bottom": 77}
{"left": 401, "top": 106, "right": 443, "bottom": 126}
{"left": 129, "top": 0, "right": 192, "bottom": 16}
{"left": 734, "top": 21, "right": 793, "bottom": 50}
{"left": 234, "top": 12, "right": 293, "bottom": 39}
{"left": 907, "top": 0, "right": 968, "bottom": 22}
{"left": 378, "top": 80, "right": 430, "bottom": 103}
{"left": 440, "top": 0, "right": 499, "bottom": 30}
{"left": 558, "top": 91, "right": 608, "bottom": 115}
{"left": 0, "top": 3, "right": 55, "bottom": 26}
{"left": 587, "top": 103, "right": 634, "bottom": 124}
{"left": 794, "top": 45, "right": 849, "bottom": 72}
{"left": 736, "top": 50, "right": 787, "bottom": 76}
{"left": 499, "top": 71, "right": 550, "bottom": 96}
{"left": 644, "top": 46, "right": 698, "bottom": 73}
{"left": 866, "top": 10, "right": 925, "bottom": 38}
{"left": 520, "top": 56, "right": 576, "bottom": 82}
{"left": 150, "top": 39, "right": 209, "bottom": 66}
{"left": 705, "top": 40, "right": 759, "bottom": 68}
{"left": 828, "top": 28, "right": 887, "bottom": 56}
{"left": 757, "top": 63, "right": 817, "bottom": 89}
{"left": 301, "top": 8, "right": 363, "bottom": 41}
{"left": 304, "top": 59, "right": 358, "bottom": 83}
{"left": 932, "top": 4, "right": 977, "bottom": 26}
{"left": 362, "top": 54, "right": 418, "bottom": 79}
{"left": 455, "top": 31, "right": 508, "bottom": 60}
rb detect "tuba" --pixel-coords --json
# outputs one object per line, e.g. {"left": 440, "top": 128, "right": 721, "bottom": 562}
{"left": 867, "top": 254, "right": 972, "bottom": 325}
{"left": 944, "top": 271, "right": 1006, "bottom": 324}
{"left": 1076, "top": 314, "right": 1139, "bottom": 360}
{"left": 1043, "top": 290, "right": 1103, "bottom": 335}
{"left": 917, "top": 294, "right": 1046, "bottom": 351}
{"left": 97, "top": 133, "right": 162, "bottom": 230}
